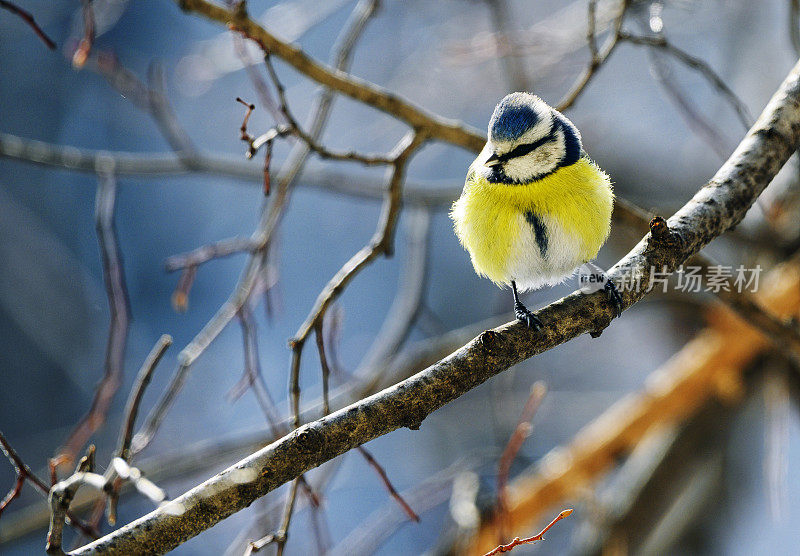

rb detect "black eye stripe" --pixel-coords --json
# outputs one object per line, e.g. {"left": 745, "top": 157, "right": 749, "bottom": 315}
{"left": 496, "top": 122, "right": 558, "bottom": 163}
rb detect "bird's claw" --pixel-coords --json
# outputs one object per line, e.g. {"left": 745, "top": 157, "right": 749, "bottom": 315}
{"left": 514, "top": 301, "right": 543, "bottom": 330}
{"left": 604, "top": 279, "right": 623, "bottom": 318}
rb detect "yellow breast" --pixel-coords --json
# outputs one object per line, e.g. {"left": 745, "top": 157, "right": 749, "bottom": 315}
{"left": 450, "top": 157, "right": 613, "bottom": 285}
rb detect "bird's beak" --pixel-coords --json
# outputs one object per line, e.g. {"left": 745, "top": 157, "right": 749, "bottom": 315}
{"left": 485, "top": 152, "right": 502, "bottom": 167}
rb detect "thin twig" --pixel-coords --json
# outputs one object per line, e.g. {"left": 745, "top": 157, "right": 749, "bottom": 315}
{"left": 496, "top": 382, "right": 546, "bottom": 542}
{"left": 181, "top": 0, "right": 485, "bottom": 152}
{"left": 290, "top": 132, "right": 425, "bottom": 352}
{"left": 587, "top": 0, "right": 599, "bottom": 60}
{"left": 274, "top": 479, "right": 300, "bottom": 556}
{"left": 146, "top": 62, "right": 200, "bottom": 165}
{"left": 620, "top": 31, "right": 753, "bottom": 130}
{"left": 171, "top": 264, "right": 197, "bottom": 312}
{"left": 59, "top": 170, "right": 130, "bottom": 466}
{"left": 0, "top": 431, "right": 48, "bottom": 517}
{"left": 106, "top": 335, "right": 172, "bottom": 524}
{"left": 47, "top": 472, "right": 107, "bottom": 554}
{"left": 234, "top": 306, "right": 283, "bottom": 437}
{"left": 0, "top": 475, "right": 25, "bottom": 518}
{"left": 646, "top": 45, "right": 731, "bottom": 160}
{"left": 312, "top": 264, "right": 428, "bottom": 522}
{"left": 232, "top": 26, "right": 284, "bottom": 124}
{"left": 72, "top": 0, "right": 95, "bottom": 69}
{"left": 117, "top": 335, "right": 173, "bottom": 463}
{"left": 234, "top": 96, "right": 288, "bottom": 194}
{"left": 165, "top": 236, "right": 257, "bottom": 272}
{"left": 130, "top": 0, "right": 380, "bottom": 454}
{"left": 0, "top": 132, "right": 461, "bottom": 205}
{"left": 0, "top": 433, "right": 98, "bottom": 538}
{"left": 0, "top": 0, "right": 56, "bottom": 49}
{"left": 287, "top": 131, "right": 425, "bottom": 444}
{"left": 482, "top": 509, "right": 573, "bottom": 556}
{"left": 357, "top": 446, "right": 419, "bottom": 522}
{"left": 314, "top": 320, "right": 332, "bottom": 417}
{"left": 557, "top": 0, "right": 630, "bottom": 111}
{"left": 92, "top": 53, "right": 201, "bottom": 168}
{"left": 260, "top": 55, "right": 394, "bottom": 166}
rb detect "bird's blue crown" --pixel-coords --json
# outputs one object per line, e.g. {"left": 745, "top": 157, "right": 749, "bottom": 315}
{"left": 488, "top": 93, "right": 540, "bottom": 142}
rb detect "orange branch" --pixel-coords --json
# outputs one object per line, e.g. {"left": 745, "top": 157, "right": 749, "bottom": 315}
{"left": 469, "top": 260, "right": 800, "bottom": 554}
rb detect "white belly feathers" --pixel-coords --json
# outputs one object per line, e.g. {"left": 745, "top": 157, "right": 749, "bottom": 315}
{"left": 505, "top": 211, "right": 583, "bottom": 292}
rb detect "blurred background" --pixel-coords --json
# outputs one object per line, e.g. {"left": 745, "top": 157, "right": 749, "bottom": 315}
{"left": 2, "top": 0, "right": 800, "bottom": 554}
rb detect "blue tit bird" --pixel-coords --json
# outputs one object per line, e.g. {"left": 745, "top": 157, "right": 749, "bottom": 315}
{"left": 450, "top": 92, "right": 621, "bottom": 329}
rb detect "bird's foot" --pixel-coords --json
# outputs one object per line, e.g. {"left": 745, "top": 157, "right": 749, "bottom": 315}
{"left": 604, "top": 279, "right": 623, "bottom": 318}
{"left": 589, "top": 279, "right": 623, "bottom": 338}
{"left": 514, "top": 300, "right": 542, "bottom": 330}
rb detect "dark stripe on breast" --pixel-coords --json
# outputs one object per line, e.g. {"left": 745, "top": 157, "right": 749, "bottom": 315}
{"left": 524, "top": 211, "right": 548, "bottom": 257}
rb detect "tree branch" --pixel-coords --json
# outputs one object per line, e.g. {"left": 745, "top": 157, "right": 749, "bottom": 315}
{"left": 466, "top": 257, "right": 800, "bottom": 554}
{"left": 69, "top": 58, "right": 800, "bottom": 556}
{"left": 58, "top": 170, "right": 130, "bottom": 466}
{"left": 0, "top": 0, "right": 56, "bottom": 49}
{"left": 178, "top": 0, "right": 485, "bottom": 152}
{"left": 129, "top": 0, "right": 382, "bottom": 454}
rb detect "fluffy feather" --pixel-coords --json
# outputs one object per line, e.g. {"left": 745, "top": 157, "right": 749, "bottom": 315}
{"left": 452, "top": 92, "right": 616, "bottom": 326}
{"left": 451, "top": 154, "right": 613, "bottom": 291}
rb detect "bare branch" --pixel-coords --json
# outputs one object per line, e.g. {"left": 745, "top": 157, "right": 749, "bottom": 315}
{"left": 67, "top": 57, "right": 800, "bottom": 556}
{"left": 645, "top": 44, "right": 732, "bottom": 160}
{"left": 232, "top": 30, "right": 284, "bottom": 125}
{"left": 234, "top": 306, "right": 283, "bottom": 437}
{"left": 556, "top": 0, "right": 630, "bottom": 112}
{"left": 261, "top": 55, "right": 394, "bottom": 166}
{"left": 287, "top": 131, "right": 425, "bottom": 442}
{"left": 482, "top": 509, "right": 573, "bottom": 556}
{"left": 0, "top": 433, "right": 98, "bottom": 539}
{"left": 290, "top": 132, "right": 426, "bottom": 351}
{"left": 165, "top": 236, "right": 257, "bottom": 272}
{"left": 146, "top": 62, "right": 200, "bottom": 164}
{"left": 0, "top": 0, "right": 56, "bottom": 49}
{"left": 495, "top": 382, "right": 546, "bottom": 542}
{"left": 0, "top": 431, "right": 48, "bottom": 516}
{"left": 357, "top": 446, "right": 419, "bottom": 523}
{"left": 0, "top": 131, "right": 461, "bottom": 205}
{"left": 47, "top": 472, "right": 107, "bottom": 554}
{"left": 179, "top": 0, "right": 485, "bottom": 152}
{"left": 106, "top": 335, "right": 172, "bottom": 524}
{"left": 620, "top": 32, "right": 753, "bottom": 130}
{"left": 466, "top": 258, "right": 800, "bottom": 553}
{"left": 72, "top": 0, "right": 95, "bottom": 69}
{"left": 130, "top": 0, "right": 381, "bottom": 454}
{"left": 117, "top": 336, "right": 173, "bottom": 463}
{"left": 58, "top": 170, "right": 130, "bottom": 466}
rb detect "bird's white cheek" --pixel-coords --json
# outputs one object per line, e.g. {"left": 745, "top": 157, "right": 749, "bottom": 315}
{"left": 503, "top": 140, "right": 565, "bottom": 182}
{"left": 503, "top": 155, "right": 555, "bottom": 182}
